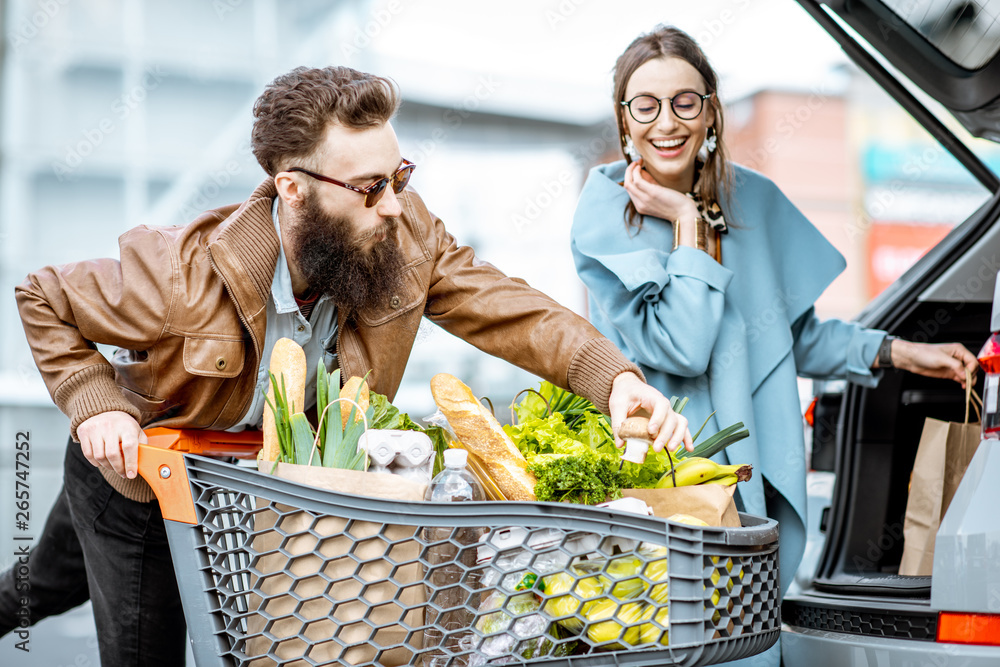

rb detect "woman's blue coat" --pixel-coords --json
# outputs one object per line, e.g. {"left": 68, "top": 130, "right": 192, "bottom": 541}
{"left": 571, "top": 160, "right": 887, "bottom": 594}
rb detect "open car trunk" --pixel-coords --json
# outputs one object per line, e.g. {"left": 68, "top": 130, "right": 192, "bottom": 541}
{"left": 787, "top": 0, "right": 1000, "bottom": 643}
{"left": 784, "top": 196, "right": 999, "bottom": 639}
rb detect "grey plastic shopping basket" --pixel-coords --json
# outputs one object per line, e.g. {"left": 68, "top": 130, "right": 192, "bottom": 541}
{"left": 139, "top": 446, "right": 780, "bottom": 667}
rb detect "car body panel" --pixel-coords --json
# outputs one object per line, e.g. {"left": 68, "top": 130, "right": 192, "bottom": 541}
{"left": 917, "top": 205, "right": 1000, "bottom": 304}
{"left": 784, "top": 0, "right": 1000, "bottom": 663}
{"left": 823, "top": 0, "right": 1000, "bottom": 139}
{"left": 932, "top": 439, "right": 1000, "bottom": 613}
{"left": 782, "top": 625, "right": 1000, "bottom": 666}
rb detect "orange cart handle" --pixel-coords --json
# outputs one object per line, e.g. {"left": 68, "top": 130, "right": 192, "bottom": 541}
{"left": 137, "top": 428, "right": 262, "bottom": 525}
{"left": 143, "top": 427, "right": 263, "bottom": 458}
{"left": 136, "top": 444, "right": 198, "bottom": 524}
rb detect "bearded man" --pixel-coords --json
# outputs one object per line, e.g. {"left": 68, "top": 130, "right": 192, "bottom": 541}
{"left": 0, "top": 66, "right": 690, "bottom": 665}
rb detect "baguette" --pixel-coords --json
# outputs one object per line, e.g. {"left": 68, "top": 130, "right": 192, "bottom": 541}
{"left": 340, "top": 376, "right": 370, "bottom": 428}
{"left": 260, "top": 337, "right": 307, "bottom": 462}
{"left": 430, "top": 373, "right": 537, "bottom": 501}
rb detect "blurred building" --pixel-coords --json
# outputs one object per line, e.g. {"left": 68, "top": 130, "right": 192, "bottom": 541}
{"left": 0, "top": 2, "right": 368, "bottom": 661}
{"left": 726, "top": 73, "right": 995, "bottom": 320}
{"left": 727, "top": 88, "right": 863, "bottom": 319}
{"left": 0, "top": 10, "right": 607, "bottom": 651}
{"left": 2, "top": 1, "right": 998, "bottom": 663}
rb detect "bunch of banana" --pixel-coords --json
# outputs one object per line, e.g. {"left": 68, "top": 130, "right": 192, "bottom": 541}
{"left": 655, "top": 456, "right": 752, "bottom": 488}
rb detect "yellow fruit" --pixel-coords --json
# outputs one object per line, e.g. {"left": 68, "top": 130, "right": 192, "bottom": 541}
{"left": 666, "top": 513, "right": 709, "bottom": 526}
{"left": 541, "top": 549, "right": 680, "bottom": 649}
{"left": 641, "top": 552, "right": 669, "bottom": 605}
{"left": 702, "top": 473, "right": 738, "bottom": 486}
{"left": 707, "top": 556, "right": 745, "bottom": 626}
{"left": 656, "top": 457, "right": 753, "bottom": 487}
{"left": 542, "top": 568, "right": 604, "bottom": 633}
{"left": 638, "top": 604, "right": 670, "bottom": 646}
{"left": 542, "top": 571, "right": 574, "bottom": 596}
{"left": 584, "top": 599, "right": 645, "bottom": 648}
{"left": 602, "top": 555, "right": 647, "bottom": 600}
{"left": 656, "top": 457, "right": 722, "bottom": 487}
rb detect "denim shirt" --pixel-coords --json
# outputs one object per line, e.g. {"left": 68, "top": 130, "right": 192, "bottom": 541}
{"left": 229, "top": 198, "right": 338, "bottom": 430}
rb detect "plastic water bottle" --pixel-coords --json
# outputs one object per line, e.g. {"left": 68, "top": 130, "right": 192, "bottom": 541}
{"left": 423, "top": 449, "right": 485, "bottom": 667}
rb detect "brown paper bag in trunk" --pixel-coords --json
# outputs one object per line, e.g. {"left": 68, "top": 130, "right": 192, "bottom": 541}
{"left": 245, "top": 464, "right": 427, "bottom": 667}
{"left": 899, "top": 383, "right": 982, "bottom": 577}
{"left": 623, "top": 485, "right": 742, "bottom": 527}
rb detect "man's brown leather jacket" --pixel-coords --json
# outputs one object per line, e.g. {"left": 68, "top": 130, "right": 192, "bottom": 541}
{"left": 16, "top": 180, "right": 640, "bottom": 500}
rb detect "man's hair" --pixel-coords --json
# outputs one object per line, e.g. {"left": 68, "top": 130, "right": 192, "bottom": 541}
{"left": 251, "top": 66, "right": 400, "bottom": 176}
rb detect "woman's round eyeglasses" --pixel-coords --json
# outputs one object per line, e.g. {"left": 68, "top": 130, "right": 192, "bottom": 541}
{"left": 288, "top": 159, "right": 416, "bottom": 208}
{"left": 621, "top": 91, "right": 713, "bottom": 124}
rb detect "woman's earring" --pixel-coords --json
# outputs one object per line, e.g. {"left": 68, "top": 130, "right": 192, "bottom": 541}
{"left": 624, "top": 135, "right": 640, "bottom": 161}
{"left": 704, "top": 127, "right": 718, "bottom": 154}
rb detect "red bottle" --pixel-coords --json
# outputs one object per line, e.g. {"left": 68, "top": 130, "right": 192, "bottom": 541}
{"left": 977, "top": 332, "right": 1000, "bottom": 439}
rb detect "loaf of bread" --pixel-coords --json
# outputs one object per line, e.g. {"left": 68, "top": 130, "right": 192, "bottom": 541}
{"left": 430, "top": 373, "right": 537, "bottom": 501}
{"left": 260, "top": 337, "right": 307, "bottom": 462}
{"left": 340, "top": 376, "right": 370, "bottom": 428}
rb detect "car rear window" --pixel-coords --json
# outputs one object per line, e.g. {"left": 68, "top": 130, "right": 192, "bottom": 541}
{"left": 881, "top": 0, "right": 1000, "bottom": 69}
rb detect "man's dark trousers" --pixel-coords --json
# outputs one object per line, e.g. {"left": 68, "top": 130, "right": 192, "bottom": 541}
{"left": 0, "top": 439, "right": 186, "bottom": 666}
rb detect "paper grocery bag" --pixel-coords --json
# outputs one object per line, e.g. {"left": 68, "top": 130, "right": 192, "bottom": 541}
{"left": 899, "top": 384, "right": 982, "bottom": 577}
{"left": 623, "top": 485, "right": 742, "bottom": 527}
{"left": 245, "top": 463, "right": 427, "bottom": 667}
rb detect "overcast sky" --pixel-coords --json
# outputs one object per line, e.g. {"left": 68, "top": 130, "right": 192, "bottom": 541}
{"left": 361, "top": 0, "right": 849, "bottom": 122}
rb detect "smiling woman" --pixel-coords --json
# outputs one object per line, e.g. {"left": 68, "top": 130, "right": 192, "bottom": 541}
{"left": 609, "top": 27, "right": 732, "bottom": 264}
{"left": 569, "top": 24, "right": 980, "bottom": 667}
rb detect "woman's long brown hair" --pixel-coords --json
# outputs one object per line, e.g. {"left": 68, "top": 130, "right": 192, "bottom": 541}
{"left": 613, "top": 26, "right": 734, "bottom": 229}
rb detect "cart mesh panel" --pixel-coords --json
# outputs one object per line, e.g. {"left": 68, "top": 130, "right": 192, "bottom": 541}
{"left": 171, "top": 458, "right": 781, "bottom": 667}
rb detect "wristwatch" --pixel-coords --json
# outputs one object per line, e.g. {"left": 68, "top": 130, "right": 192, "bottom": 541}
{"left": 878, "top": 335, "right": 898, "bottom": 368}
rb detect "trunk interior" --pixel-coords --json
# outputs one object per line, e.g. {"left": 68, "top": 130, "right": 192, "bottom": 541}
{"left": 787, "top": 0, "right": 1000, "bottom": 645}
{"left": 815, "top": 299, "right": 990, "bottom": 590}
{"left": 784, "top": 184, "right": 1000, "bottom": 640}
{"left": 784, "top": 301, "right": 991, "bottom": 640}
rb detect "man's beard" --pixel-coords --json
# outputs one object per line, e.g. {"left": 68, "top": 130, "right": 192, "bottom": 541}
{"left": 290, "top": 193, "right": 405, "bottom": 317}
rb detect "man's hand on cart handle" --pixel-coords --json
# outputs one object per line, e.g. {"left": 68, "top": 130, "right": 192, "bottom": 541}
{"left": 609, "top": 372, "right": 693, "bottom": 453}
{"left": 78, "top": 411, "right": 148, "bottom": 479}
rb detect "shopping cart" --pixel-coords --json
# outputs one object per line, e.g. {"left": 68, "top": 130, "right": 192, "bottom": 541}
{"left": 137, "top": 429, "right": 780, "bottom": 667}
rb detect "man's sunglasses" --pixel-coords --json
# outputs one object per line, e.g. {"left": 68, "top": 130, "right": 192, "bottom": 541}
{"left": 287, "top": 159, "right": 416, "bottom": 208}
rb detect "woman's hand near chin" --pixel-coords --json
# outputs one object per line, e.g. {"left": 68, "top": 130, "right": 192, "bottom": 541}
{"left": 623, "top": 160, "right": 701, "bottom": 241}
